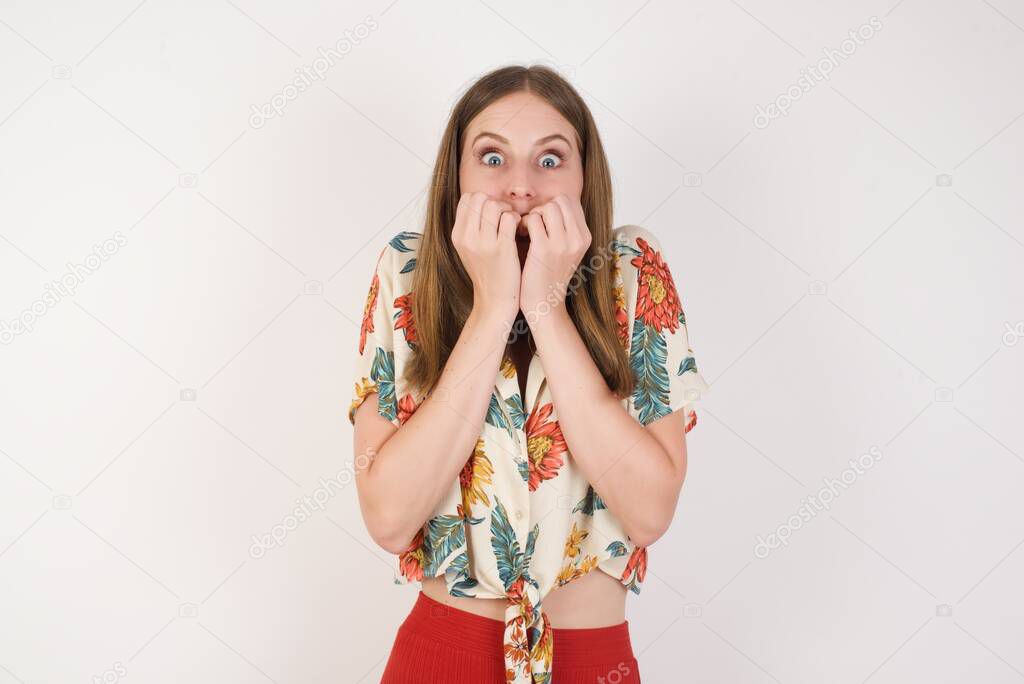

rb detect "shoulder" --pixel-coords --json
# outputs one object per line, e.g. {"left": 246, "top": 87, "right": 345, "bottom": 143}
{"left": 609, "top": 224, "right": 668, "bottom": 272}
{"left": 611, "top": 224, "right": 665, "bottom": 252}
{"left": 373, "top": 230, "right": 423, "bottom": 278}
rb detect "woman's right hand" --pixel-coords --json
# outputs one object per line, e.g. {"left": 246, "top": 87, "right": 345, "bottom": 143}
{"left": 451, "top": 192, "right": 522, "bottom": 324}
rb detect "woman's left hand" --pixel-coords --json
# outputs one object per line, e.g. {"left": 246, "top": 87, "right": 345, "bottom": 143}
{"left": 519, "top": 194, "right": 593, "bottom": 320}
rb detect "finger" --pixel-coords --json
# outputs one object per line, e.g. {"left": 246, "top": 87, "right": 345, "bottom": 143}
{"left": 452, "top": 192, "right": 472, "bottom": 244}
{"left": 497, "top": 209, "right": 519, "bottom": 244}
{"left": 538, "top": 202, "right": 566, "bottom": 247}
{"left": 466, "top": 192, "right": 489, "bottom": 242}
{"left": 570, "top": 194, "right": 588, "bottom": 233}
{"left": 522, "top": 211, "right": 547, "bottom": 244}
{"left": 482, "top": 199, "right": 512, "bottom": 238}
{"left": 553, "top": 195, "right": 589, "bottom": 249}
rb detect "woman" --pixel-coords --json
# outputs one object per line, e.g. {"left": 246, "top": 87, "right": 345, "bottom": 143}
{"left": 349, "top": 64, "right": 709, "bottom": 684}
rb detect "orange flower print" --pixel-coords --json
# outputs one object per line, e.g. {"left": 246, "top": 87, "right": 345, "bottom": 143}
{"left": 504, "top": 614, "right": 530, "bottom": 674}
{"left": 506, "top": 575, "right": 526, "bottom": 604}
{"left": 459, "top": 439, "right": 494, "bottom": 516}
{"left": 396, "top": 528, "right": 425, "bottom": 582}
{"left": 620, "top": 545, "right": 647, "bottom": 587}
{"left": 358, "top": 272, "right": 379, "bottom": 355}
{"left": 397, "top": 394, "right": 418, "bottom": 425}
{"left": 524, "top": 403, "right": 567, "bottom": 491}
{"left": 393, "top": 291, "right": 417, "bottom": 346}
{"left": 685, "top": 408, "right": 698, "bottom": 434}
{"left": 631, "top": 236, "right": 683, "bottom": 334}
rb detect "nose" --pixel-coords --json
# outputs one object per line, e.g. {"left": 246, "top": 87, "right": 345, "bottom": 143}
{"left": 506, "top": 161, "right": 535, "bottom": 203}
{"left": 507, "top": 182, "right": 535, "bottom": 218}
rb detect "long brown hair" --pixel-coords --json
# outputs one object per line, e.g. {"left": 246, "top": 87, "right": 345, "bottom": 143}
{"left": 405, "top": 64, "right": 634, "bottom": 401}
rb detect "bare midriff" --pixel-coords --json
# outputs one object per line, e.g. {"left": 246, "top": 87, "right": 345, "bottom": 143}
{"left": 420, "top": 568, "right": 628, "bottom": 628}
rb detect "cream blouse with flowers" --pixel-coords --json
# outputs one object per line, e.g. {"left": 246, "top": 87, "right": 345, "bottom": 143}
{"left": 348, "top": 224, "right": 709, "bottom": 684}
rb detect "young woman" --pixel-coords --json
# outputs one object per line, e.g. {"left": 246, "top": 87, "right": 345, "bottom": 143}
{"left": 349, "top": 64, "right": 709, "bottom": 684}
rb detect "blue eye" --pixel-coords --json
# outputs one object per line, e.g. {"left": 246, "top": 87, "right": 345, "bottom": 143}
{"left": 540, "top": 152, "right": 563, "bottom": 168}
{"left": 476, "top": 147, "right": 566, "bottom": 168}
{"left": 480, "top": 149, "right": 504, "bottom": 166}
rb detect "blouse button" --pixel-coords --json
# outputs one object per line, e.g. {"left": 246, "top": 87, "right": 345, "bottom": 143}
{"left": 515, "top": 509, "right": 523, "bottom": 520}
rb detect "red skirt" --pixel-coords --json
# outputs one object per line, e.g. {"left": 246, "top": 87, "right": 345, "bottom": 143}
{"left": 380, "top": 590, "right": 641, "bottom": 683}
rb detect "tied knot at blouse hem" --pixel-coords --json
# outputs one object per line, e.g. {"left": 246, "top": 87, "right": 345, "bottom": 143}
{"left": 349, "top": 224, "right": 710, "bottom": 683}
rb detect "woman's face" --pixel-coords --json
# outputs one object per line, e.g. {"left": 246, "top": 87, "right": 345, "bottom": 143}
{"left": 459, "top": 91, "right": 584, "bottom": 238}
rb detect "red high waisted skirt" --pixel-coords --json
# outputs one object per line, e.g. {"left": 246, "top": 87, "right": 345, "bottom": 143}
{"left": 380, "top": 590, "right": 641, "bottom": 683}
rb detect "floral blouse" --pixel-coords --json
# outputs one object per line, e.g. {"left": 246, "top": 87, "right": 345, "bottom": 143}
{"left": 348, "top": 224, "right": 709, "bottom": 684}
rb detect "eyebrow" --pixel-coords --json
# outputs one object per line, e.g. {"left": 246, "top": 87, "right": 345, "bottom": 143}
{"left": 471, "top": 131, "right": 574, "bottom": 149}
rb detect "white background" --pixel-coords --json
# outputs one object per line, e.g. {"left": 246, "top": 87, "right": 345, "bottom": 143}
{"left": 1, "top": 1, "right": 1023, "bottom": 682}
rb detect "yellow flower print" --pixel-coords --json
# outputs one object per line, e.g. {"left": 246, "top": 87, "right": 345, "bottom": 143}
{"left": 499, "top": 355, "right": 516, "bottom": 379}
{"left": 563, "top": 521, "right": 588, "bottom": 560}
{"left": 459, "top": 438, "right": 494, "bottom": 516}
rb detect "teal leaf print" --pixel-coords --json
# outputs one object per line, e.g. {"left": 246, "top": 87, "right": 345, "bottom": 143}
{"left": 523, "top": 523, "right": 540, "bottom": 569}
{"left": 629, "top": 320, "right": 671, "bottom": 425}
{"left": 613, "top": 237, "right": 641, "bottom": 259}
{"left": 505, "top": 394, "right": 526, "bottom": 431}
{"left": 678, "top": 355, "right": 697, "bottom": 375}
{"left": 490, "top": 496, "right": 524, "bottom": 590}
{"left": 516, "top": 458, "right": 530, "bottom": 484}
{"left": 369, "top": 347, "right": 397, "bottom": 422}
{"left": 445, "top": 549, "right": 469, "bottom": 578}
{"left": 485, "top": 393, "right": 514, "bottom": 438}
{"left": 444, "top": 551, "right": 479, "bottom": 597}
{"left": 572, "top": 485, "right": 607, "bottom": 515}
{"left": 422, "top": 513, "right": 465, "bottom": 576}
{"left": 449, "top": 576, "right": 478, "bottom": 597}
{"left": 399, "top": 257, "right": 416, "bottom": 274}
{"left": 606, "top": 541, "right": 628, "bottom": 557}
{"left": 388, "top": 230, "right": 421, "bottom": 253}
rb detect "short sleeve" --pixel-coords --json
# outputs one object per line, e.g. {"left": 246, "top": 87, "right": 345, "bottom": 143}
{"left": 620, "top": 226, "right": 710, "bottom": 430}
{"left": 348, "top": 243, "right": 402, "bottom": 428}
